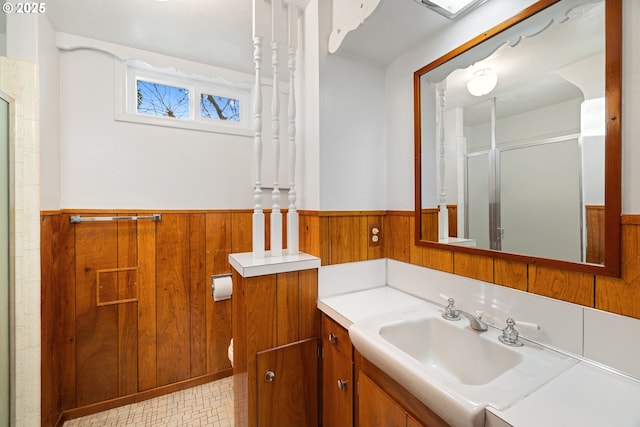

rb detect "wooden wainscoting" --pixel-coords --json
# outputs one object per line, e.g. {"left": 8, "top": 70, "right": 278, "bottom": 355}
{"left": 42, "top": 208, "right": 638, "bottom": 426}
{"left": 420, "top": 205, "right": 458, "bottom": 241}
{"left": 385, "top": 210, "right": 640, "bottom": 320}
{"left": 42, "top": 208, "right": 387, "bottom": 426}
{"left": 299, "top": 211, "right": 386, "bottom": 265}
{"left": 586, "top": 205, "right": 605, "bottom": 264}
{"left": 41, "top": 210, "right": 248, "bottom": 426}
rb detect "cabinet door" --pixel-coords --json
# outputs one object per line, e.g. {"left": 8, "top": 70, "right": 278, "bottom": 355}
{"left": 323, "top": 343, "right": 353, "bottom": 427}
{"left": 407, "top": 414, "right": 425, "bottom": 427}
{"left": 357, "top": 372, "right": 406, "bottom": 427}
{"left": 256, "top": 338, "right": 318, "bottom": 427}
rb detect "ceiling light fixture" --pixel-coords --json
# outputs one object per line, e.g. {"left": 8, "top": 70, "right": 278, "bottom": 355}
{"left": 466, "top": 68, "right": 498, "bottom": 97}
{"left": 415, "top": 0, "right": 489, "bottom": 20}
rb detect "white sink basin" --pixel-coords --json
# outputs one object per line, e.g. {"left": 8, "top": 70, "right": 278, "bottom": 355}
{"left": 380, "top": 316, "right": 522, "bottom": 386}
{"left": 349, "top": 302, "right": 577, "bottom": 427}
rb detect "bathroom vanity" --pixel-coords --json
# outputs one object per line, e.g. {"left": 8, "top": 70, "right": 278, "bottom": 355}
{"left": 318, "top": 284, "right": 640, "bottom": 427}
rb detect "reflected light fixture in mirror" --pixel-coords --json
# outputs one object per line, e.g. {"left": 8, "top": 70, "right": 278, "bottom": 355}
{"left": 415, "top": 0, "right": 489, "bottom": 19}
{"left": 467, "top": 68, "right": 498, "bottom": 96}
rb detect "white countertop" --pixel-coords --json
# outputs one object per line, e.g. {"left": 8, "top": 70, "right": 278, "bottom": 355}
{"left": 318, "top": 286, "right": 426, "bottom": 329}
{"left": 229, "top": 251, "right": 320, "bottom": 277}
{"left": 319, "top": 286, "right": 640, "bottom": 427}
{"left": 488, "top": 362, "right": 640, "bottom": 426}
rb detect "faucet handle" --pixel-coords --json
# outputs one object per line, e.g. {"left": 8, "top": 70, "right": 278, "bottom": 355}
{"left": 442, "top": 297, "right": 461, "bottom": 321}
{"left": 498, "top": 318, "right": 524, "bottom": 347}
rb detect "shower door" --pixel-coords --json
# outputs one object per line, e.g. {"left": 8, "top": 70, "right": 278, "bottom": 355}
{"left": 0, "top": 97, "right": 9, "bottom": 425}
{"left": 465, "top": 137, "right": 583, "bottom": 263}
{"left": 500, "top": 139, "right": 582, "bottom": 262}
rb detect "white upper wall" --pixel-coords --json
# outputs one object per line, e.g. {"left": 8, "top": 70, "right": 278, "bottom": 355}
{"left": 39, "top": 16, "right": 60, "bottom": 210}
{"left": 317, "top": 0, "right": 387, "bottom": 211}
{"left": 56, "top": 35, "right": 294, "bottom": 210}
{"left": 620, "top": 0, "right": 640, "bottom": 213}
{"left": 319, "top": 53, "right": 387, "bottom": 210}
{"left": 385, "top": 0, "right": 640, "bottom": 214}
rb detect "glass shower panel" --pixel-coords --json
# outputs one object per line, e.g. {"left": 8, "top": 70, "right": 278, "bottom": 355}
{"left": 0, "top": 97, "right": 8, "bottom": 425}
{"left": 466, "top": 153, "right": 490, "bottom": 250}
{"left": 499, "top": 139, "right": 582, "bottom": 262}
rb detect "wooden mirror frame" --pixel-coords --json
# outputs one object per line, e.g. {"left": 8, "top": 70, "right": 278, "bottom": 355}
{"left": 414, "top": 0, "right": 622, "bottom": 277}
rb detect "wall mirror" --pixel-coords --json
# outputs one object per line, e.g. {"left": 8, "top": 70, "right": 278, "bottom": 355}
{"left": 414, "top": 0, "right": 621, "bottom": 276}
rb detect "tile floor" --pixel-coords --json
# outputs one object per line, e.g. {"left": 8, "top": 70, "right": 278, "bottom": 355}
{"left": 63, "top": 376, "right": 234, "bottom": 427}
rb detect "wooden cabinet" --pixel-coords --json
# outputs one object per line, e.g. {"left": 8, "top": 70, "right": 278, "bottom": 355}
{"left": 319, "top": 315, "right": 449, "bottom": 427}
{"left": 355, "top": 351, "right": 449, "bottom": 427}
{"left": 322, "top": 315, "right": 354, "bottom": 427}
{"left": 232, "top": 268, "right": 320, "bottom": 427}
{"left": 358, "top": 372, "right": 407, "bottom": 427}
{"left": 257, "top": 339, "right": 319, "bottom": 427}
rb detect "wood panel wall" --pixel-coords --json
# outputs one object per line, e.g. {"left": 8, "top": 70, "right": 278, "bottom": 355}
{"left": 41, "top": 210, "right": 246, "bottom": 426}
{"left": 42, "top": 208, "right": 386, "bottom": 426}
{"left": 420, "top": 205, "right": 458, "bottom": 241}
{"left": 42, "top": 208, "right": 637, "bottom": 426}
{"left": 586, "top": 205, "right": 605, "bottom": 264}
{"left": 386, "top": 210, "right": 640, "bottom": 319}
{"left": 299, "top": 211, "right": 385, "bottom": 265}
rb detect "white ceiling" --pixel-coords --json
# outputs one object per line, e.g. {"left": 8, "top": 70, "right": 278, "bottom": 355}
{"left": 46, "top": 0, "right": 256, "bottom": 73}
{"left": 44, "top": 0, "right": 603, "bottom": 124}
{"left": 336, "top": 0, "right": 451, "bottom": 64}
{"left": 44, "top": 0, "right": 446, "bottom": 73}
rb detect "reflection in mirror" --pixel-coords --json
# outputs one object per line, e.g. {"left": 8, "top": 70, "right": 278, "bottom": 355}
{"left": 415, "top": 0, "right": 621, "bottom": 275}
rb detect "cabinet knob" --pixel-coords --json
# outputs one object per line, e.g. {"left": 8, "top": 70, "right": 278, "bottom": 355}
{"left": 337, "top": 379, "right": 349, "bottom": 391}
{"left": 265, "top": 370, "right": 276, "bottom": 382}
{"left": 328, "top": 332, "right": 338, "bottom": 344}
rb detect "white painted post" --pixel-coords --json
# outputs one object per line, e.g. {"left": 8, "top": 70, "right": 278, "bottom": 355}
{"left": 437, "top": 81, "right": 449, "bottom": 241}
{"left": 286, "top": 3, "right": 299, "bottom": 255}
{"left": 270, "top": 0, "right": 283, "bottom": 256}
{"left": 252, "top": 0, "right": 265, "bottom": 258}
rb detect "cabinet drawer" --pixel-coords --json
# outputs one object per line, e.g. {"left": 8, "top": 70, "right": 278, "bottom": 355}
{"left": 322, "top": 315, "right": 352, "bottom": 359}
{"left": 323, "top": 343, "right": 353, "bottom": 427}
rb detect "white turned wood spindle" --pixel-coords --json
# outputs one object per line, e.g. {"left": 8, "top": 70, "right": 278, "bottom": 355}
{"left": 252, "top": 0, "right": 266, "bottom": 258}
{"left": 286, "top": 3, "right": 299, "bottom": 255}
{"left": 270, "top": 0, "right": 283, "bottom": 257}
{"left": 437, "top": 81, "right": 449, "bottom": 241}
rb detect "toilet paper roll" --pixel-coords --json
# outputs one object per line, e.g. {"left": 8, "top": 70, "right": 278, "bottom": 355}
{"left": 213, "top": 275, "right": 233, "bottom": 301}
{"left": 228, "top": 338, "right": 234, "bottom": 367}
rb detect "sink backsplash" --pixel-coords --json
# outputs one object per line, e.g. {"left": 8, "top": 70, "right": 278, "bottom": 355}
{"left": 318, "top": 259, "right": 640, "bottom": 380}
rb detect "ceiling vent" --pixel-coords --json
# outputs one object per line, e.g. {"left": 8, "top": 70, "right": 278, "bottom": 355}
{"left": 415, "top": 0, "right": 490, "bottom": 19}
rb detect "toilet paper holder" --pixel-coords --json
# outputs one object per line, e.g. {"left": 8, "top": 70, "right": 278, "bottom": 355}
{"left": 211, "top": 273, "right": 232, "bottom": 300}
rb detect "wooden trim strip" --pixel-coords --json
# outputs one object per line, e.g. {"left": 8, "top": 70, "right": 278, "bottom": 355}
{"left": 385, "top": 210, "right": 413, "bottom": 217}
{"left": 59, "top": 208, "right": 254, "bottom": 215}
{"left": 621, "top": 215, "right": 640, "bottom": 225}
{"left": 315, "top": 210, "right": 387, "bottom": 217}
{"left": 61, "top": 370, "right": 232, "bottom": 422}
{"left": 44, "top": 209, "right": 640, "bottom": 222}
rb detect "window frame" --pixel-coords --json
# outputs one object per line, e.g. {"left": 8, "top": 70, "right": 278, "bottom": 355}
{"left": 116, "top": 59, "right": 252, "bottom": 136}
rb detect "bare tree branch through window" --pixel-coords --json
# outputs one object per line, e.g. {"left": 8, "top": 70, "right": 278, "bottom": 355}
{"left": 137, "top": 80, "right": 189, "bottom": 119}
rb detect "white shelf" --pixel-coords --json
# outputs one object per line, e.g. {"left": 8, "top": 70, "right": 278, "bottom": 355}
{"left": 229, "top": 251, "right": 321, "bottom": 278}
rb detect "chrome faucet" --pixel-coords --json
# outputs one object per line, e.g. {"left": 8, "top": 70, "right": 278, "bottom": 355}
{"left": 441, "top": 297, "right": 488, "bottom": 331}
{"left": 459, "top": 310, "right": 488, "bottom": 332}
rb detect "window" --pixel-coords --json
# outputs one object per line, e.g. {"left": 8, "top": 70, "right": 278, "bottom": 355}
{"left": 200, "top": 93, "right": 240, "bottom": 122}
{"left": 137, "top": 80, "right": 190, "bottom": 119}
{"left": 117, "top": 59, "right": 252, "bottom": 136}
